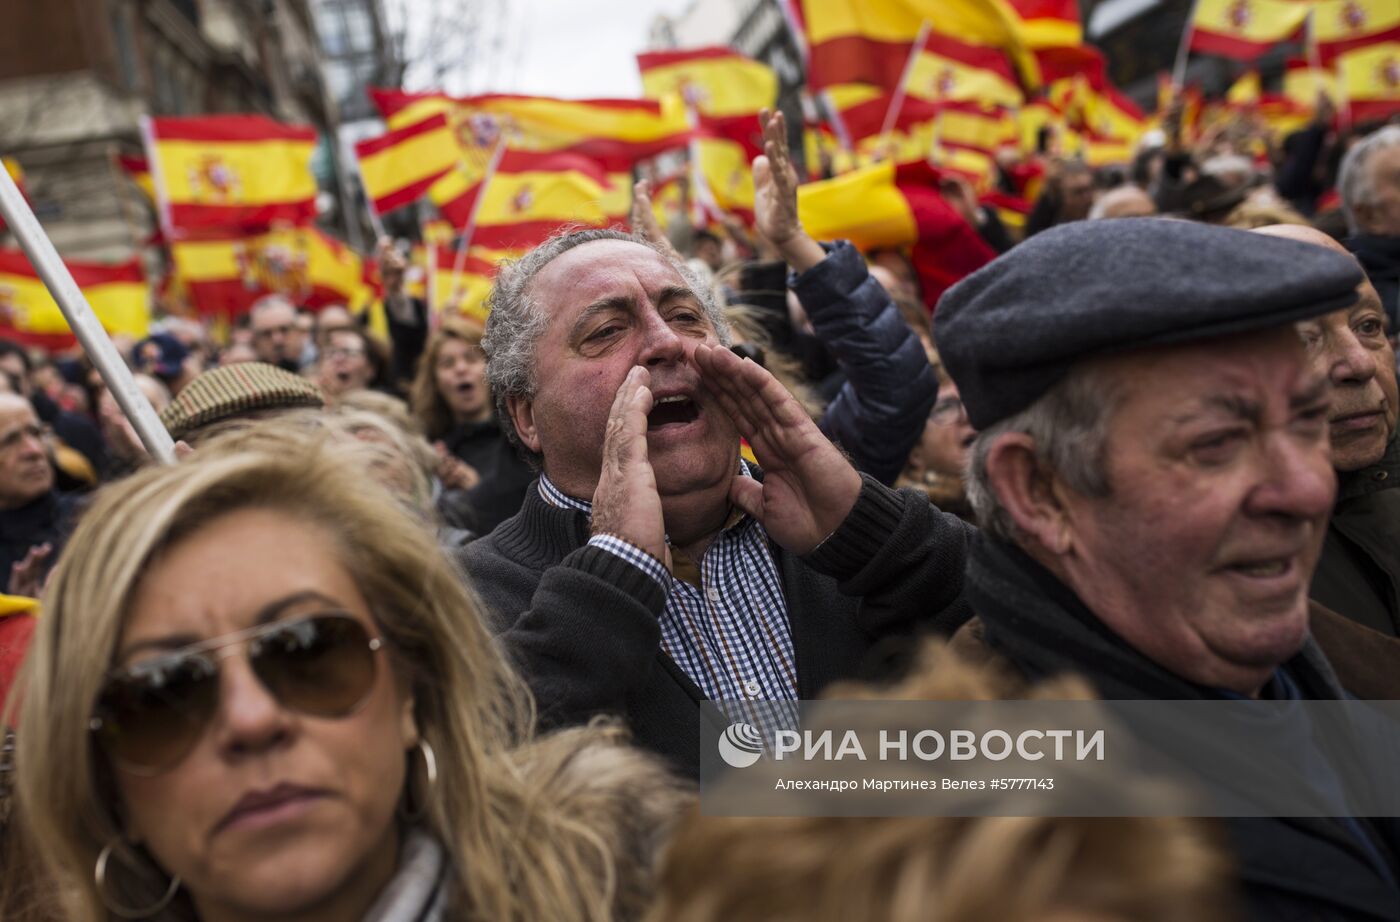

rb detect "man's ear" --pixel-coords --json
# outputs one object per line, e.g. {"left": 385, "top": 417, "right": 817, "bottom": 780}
{"left": 983, "top": 432, "right": 1075, "bottom": 556}
{"left": 506, "top": 394, "right": 541, "bottom": 454}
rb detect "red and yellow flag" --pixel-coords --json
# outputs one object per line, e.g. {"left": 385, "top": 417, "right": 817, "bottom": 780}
{"left": 370, "top": 88, "right": 691, "bottom": 168}
{"left": 0, "top": 250, "right": 148, "bottom": 350}
{"left": 1227, "top": 69, "right": 1263, "bottom": 105}
{"left": 429, "top": 150, "right": 616, "bottom": 250}
{"left": 637, "top": 47, "right": 778, "bottom": 117}
{"left": 1306, "top": 0, "right": 1400, "bottom": 64}
{"left": 144, "top": 115, "right": 318, "bottom": 234}
{"left": 905, "top": 32, "right": 1024, "bottom": 109}
{"left": 354, "top": 113, "right": 462, "bottom": 216}
{"left": 170, "top": 227, "right": 369, "bottom": 317}
{"left": 1283, "top": 57, "right": 1339, "bottom": 108}
{"left": 799, "top": 0, "right": 1041, "bottom": 93}
{"left": 116, "top": 153, "right": 156, "bottom": 204}
{"left": 1338, "top": 41, "right": 1400, "bottom": 121}
{"left": 1006, "top": 0, "right": 1082, "bottom": 50}
{"left": 1188, "top": 0, "right": 1309, "bottom": 61}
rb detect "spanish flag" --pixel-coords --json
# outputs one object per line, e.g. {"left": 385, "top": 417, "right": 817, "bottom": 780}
{"left": 370, "top": 88, "right": 691, "bottom": 168}
{"left": 0, "top": 250, "right": 149, "bottom": 350}
{"left": 1187, "top": 0, "right": 1309, "bottom": 62}
{"left": 1227, "top": 69, "right": 1263, "bottom": 106}
{"left": 799, "top": 0, "right": 1041, "bottom": 93}
{"left": 429, "top": 150, "right": 614, "bottom": 250}
{"left": 696, "top": 138, "right": 756, "bottom": 223}
{"left": 171, "top": 227, "right": 370, "bottom": 317}
{"left": 1283, "top": 57, "right": 1339, "bottom": 108}
{"left": 116, "top": 153, "right": 156, "bottom": 204}
{"left": 904, "top": 31, "right": 1024, "bottom": 109}
{"left": 1006, "top": 0, "right": 1082, "bottom": 50}
{"left": 1338, "top": 41, "right": 1400, "bottom": 121}
{"left": 144, "top": 115, "right": 318, "bottom": 234}
{"left": 1307, "top": 0, "right": 1400, "bottom": 64}
{"left": 354, "top": 113, "right": 461, "bottom": 216}
{"left": 798, "top": 160, "right": 994, "bottom": 308}
{"left": 429, "top": 248, "right": 499, "bottom": 325}
{"left": 637, "top": 47, "right": 778, "bottom": 117}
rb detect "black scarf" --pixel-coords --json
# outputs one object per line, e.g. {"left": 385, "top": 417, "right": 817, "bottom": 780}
{"left": 965, "top": 535, "right": 1400, "bottom": 919}
{"left": 965, "top": 534, "right": 1347, "bottom": 701}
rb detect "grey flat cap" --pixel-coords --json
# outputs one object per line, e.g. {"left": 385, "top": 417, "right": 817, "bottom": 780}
{"left": 933, "top": 218, "right": 1364, "bottom": 430}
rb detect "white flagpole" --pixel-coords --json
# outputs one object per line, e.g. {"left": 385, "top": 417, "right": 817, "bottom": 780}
{"left": 448, "top": 134, "right": 508, "bottom": 303}
{"left": 1172, "top": 0, "right": 1202, "bottom": 90}
{"left": 349, "top": 144, "right": 388, "bottom": 241}
{"left": 879, "top": 21, "right": 933, "bottom": 151}
{"left": 0, "top": 161, "right": 175, "bottom": 463}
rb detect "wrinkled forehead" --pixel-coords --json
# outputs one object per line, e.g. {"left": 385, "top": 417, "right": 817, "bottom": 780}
{"left": 0, "top": 397, "right": 36, "bottom": 429}
{"left": 528, "top": 239, "right": 692, "bottom": 317}
{"left": 1092, "top": 326, "right": 1319, "bottom": 414}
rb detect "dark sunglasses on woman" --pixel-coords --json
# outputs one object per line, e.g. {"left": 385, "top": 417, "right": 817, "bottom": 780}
{"left": 89, "top": 613, "right": 383, "bottom": 775}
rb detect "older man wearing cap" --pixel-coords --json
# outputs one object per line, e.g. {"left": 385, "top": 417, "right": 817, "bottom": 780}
{"left": 937, "top": 218, "right": 1400, "bottom": 921}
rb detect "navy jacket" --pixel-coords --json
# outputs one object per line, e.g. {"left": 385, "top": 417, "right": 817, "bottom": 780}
{"left": 791, "top": 242, "right": 938, "bottom": 486}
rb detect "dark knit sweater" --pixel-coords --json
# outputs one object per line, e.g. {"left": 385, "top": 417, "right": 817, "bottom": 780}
{"left": 459, "top": 473, "right": 975, "bottom": 777}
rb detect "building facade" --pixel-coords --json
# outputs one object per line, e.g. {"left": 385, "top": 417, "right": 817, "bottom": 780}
{"left": 0, "top": 0, "right": 336, "bottom": 263}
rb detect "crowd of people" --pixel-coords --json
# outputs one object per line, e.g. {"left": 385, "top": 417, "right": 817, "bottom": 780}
{"left": 0, "top": 96, "right": 1399, "bottom": 922}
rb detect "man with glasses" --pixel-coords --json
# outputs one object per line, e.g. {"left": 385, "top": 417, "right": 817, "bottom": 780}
{"left": 0, "top": 393, "right": 74, "bottom": 596}
{"left": 901, "top": 373, "right": 975, "bottom": 520}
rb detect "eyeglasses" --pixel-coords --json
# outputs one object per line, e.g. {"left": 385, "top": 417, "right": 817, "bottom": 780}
{"left": 90, "top": 614, "right": 382, "bottom": 775}
{"left": 929, "top": 396, "right": 967, "bottom": 427}
{"left": 325, "top": 347, "right": 365, "bottom": 361}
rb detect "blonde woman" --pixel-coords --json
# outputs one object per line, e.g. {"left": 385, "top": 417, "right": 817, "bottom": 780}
{"left": 14, "top": 429, "right": 688, "bottom": 922}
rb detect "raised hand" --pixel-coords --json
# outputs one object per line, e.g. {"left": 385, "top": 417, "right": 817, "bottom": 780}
{"left": 630, "top": 180, "right": 683, "bottom": 261}
{"left": 694, "top": 343, "right": 861, "bottom": 555}
{"left": 7, "top": 542, "right": 51, "bottom": 599}
{"left": 590, "top": 366, "right": 672, "bottom": 572}
{"left": 753, "top": 108, "right": 827, "bottom": 272}
{"left": 375, "top": 236, "right": 407, "bottom": 295}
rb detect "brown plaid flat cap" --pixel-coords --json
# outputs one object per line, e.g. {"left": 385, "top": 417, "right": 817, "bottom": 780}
{"left": 160, "top": 362, "right": 324, "bottom": 440}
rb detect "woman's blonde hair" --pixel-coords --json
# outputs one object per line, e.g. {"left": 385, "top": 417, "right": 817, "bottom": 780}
{"left": 15, "top": 425, "right": 683, "bottom": 922}
{"left": 410, "top": 316, "right": 486, "bottom": 440}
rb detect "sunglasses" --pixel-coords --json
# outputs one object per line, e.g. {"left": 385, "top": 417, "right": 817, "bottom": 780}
{"left": 89, "top": 614, "right": 383, "bottom": 775}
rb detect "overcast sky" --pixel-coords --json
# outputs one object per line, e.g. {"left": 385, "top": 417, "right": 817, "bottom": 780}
{"left": 403, "top": 0, "right": 697, "bottom": 99}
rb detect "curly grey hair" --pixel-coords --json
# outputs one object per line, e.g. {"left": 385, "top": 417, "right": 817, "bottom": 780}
{"left": 965, "top": 365, "right": 1120, "bottom": 543}
{"left": 482, "top": 226, "right": 732, "bottom": 466}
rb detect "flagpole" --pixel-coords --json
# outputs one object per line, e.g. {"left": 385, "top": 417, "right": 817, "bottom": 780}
{"left": 0, "top": 159, "right": 175, "bottom": 464}
{"left": 348, "top": 146, "right": 388, "bottom": 241}
{"left": 879, "top": 20, "right": 933, "bottom": 151}
{"left": 448, "top": 133, "right": 508, "bottom": 306}
{"left": 1172, "top": 0, "right": 1202, "bottom": 90}
{"left": 138, "top": 115, "right": 176, "bottom": 244}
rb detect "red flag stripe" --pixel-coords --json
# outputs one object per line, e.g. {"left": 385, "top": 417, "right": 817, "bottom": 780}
{"left": 147, "top": 115, "right": 317, "bottom": 143}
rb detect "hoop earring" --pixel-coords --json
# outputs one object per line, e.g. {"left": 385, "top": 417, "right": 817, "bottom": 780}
{"left": 399, "top": 739, "right": 439, "bottom": 822}
{"left": 94, "top": 839, "right": 180, "bottom": 920}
